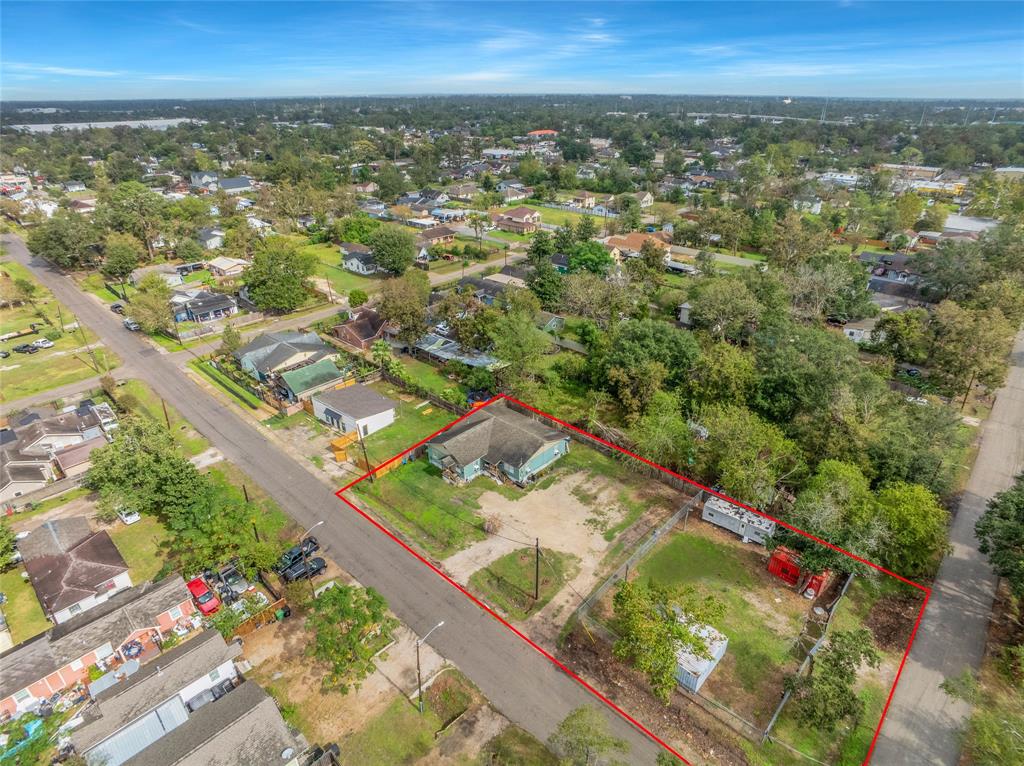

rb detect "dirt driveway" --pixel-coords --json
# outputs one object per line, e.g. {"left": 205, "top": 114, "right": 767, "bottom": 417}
{"left": 442, "top": 470, "right": 679, "bottom": 647}
{"left": 8, "top": 491, "right": 98, "bottom": 534}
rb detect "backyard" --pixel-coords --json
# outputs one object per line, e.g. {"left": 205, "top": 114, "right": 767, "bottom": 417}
{"left": 1, "top": 258, "right": 120, "bottom": 402}
{"left": 298, "top": 240, "right": 384, "bottom": 296}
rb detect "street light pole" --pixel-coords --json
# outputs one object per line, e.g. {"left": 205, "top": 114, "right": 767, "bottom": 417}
{"left": 299, "top": 520, "right": 325, "bottom": 601}
{"left": 416, "top": 620, "right": 445, "bottom": 714}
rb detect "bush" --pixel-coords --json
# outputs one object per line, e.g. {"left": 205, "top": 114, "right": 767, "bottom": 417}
{"left": 349, "top": 289, "right": 368, "bottom": 307}
{"left": 42, "top": 328, "right": 63, "bottom": 341}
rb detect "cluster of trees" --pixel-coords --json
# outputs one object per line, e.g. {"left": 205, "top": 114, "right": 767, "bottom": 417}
{"left": 86, "top": 416, "right": 286, "bottom": 576}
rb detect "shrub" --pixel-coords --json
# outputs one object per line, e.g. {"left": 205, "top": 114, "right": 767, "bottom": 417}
{"left": 348, "top": 289, "right": 368, "bottom": 307}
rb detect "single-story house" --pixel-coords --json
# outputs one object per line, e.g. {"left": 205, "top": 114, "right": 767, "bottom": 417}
{"left": 206, "top": 255, "right": 249, "bottom": 277}
{"left": 219, "top": 176, "right": 254, "bottom": 195}
{"left": 53, "top": 435, "right": 108, "bottom": 479}
{"left": 633, "top": 191, "right": 654, "bottom": 208}
{"left": 536, "top": 310, "right": 565, "bottom": 333}
{"left": 414, "top": 333, "right": 499, "bottom": 369}
{"left": 0, "top": 575, "right": 196, "bottom": 718}
{"left": 311, "top": 384, "right": 398, "bottom": 437}
{"left": 234, "top": 331, "right": 333, "bottom": 381}
{"left": 69, "top": 198, "right": 97, "bottom": 215}
{"left": 674, "top": 618, "right": 728, "bottom": 693}
{"left": 0, "top": 462, "right": 50, "bottom": 504}
{"left": 331, "top": 308, "right": 389, "bottom": 350}
{"left": 246, "top": 215, "right": 273, "bottom": 234}
{"left": 340, "top": 242, "right": 379, "bottom": 275}
{"left": 189, "top": 171, "right": 219, "bottom": 190}
{"left": 276, "top": 358, "right": 345, "bottom": 402}
{"left": 572, "top": 191, "right": 596, "bottom": 208}
{"left": 63, "top": 181, "right": 87, "bottom": 193}
{"left": 71, "top": 629, "right": 245, "bottom": 766}
{"left": 169, "top": 289, "right": 238, "bottom": 324}
{"left": 197, "top": 227, "right": 225, "bottom": 250}
{"left": 606, "top": 232, "right": 670, "bottom": 259}
{"left": 21, "top": 518, "right": 133, "bottom": 624}
{"left": 792, "top": 194, "right": 822, "bottom": 214}
{"left": 353, "top": 181, "right": 379, "bottom": 195}
{"left": 419, "top": 226, "right": 457, "bottom": 247}
{"left": 842, "top": 316, "right": 880, "bottom": 344}
{"left": 426, "top": 403, "right": 569, "bottom": 485}
{"left": 500, "top": 187, "right": 531, "bottom": 203}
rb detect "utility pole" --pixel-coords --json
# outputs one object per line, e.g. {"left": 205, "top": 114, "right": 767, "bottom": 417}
{"left": 357, "top": 428, "right": 374, "bottom": 482}
{"left": 534, "top": 538, "right": 540, "bottom": 601}
{"left": 416, "top": 621, "right": 445, "bottom": 714}
{"left": 55, "top": 304, "right": 65, "bottom": 332}
{"left": 161, "top": 398, "right": 171, "bottom": 429}
{"left": 242, "top": 484, "right": 250, "bottom": 503}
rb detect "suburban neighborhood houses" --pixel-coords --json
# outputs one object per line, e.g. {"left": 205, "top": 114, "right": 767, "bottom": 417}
{"left": 0, "top": 5, "right": 1023, "bottom": 765}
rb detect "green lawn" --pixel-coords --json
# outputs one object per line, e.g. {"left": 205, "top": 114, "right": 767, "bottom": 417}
{"left": 108, "top": 515, "right": 172, "bottom": 583}
{"left": 512, "top": 203, "right": 589, "bottom": 228}
{"left": 636, "top": 532, "right": 803, "bottom": 712}
{"left": 78, "top": 271, "right": 135, "bottom": 304}
{"left": 395, "top": 356, "right": 463, "bottom": 398}
{"left": 469, "top": 547, "right": 580, "bottom": 620}
{"left": 298, "top": 241, "right": 384, "bottom": 297}
{"left": 117, "top": 379, "right": 209, "bottom": 456}
{"left": 480, "top": 726, "right": 559, "bottom": 765}
{"left": 336, "top": 696, "right": 442, "bottom": 766}
{"left": 188, "top": 359, "right": 265, "bottom": 409}
{"left": 0, "top": 567, "right": 50, "bottom": 643}
{"left": 487, "top": 229, "right": 533, "bottom": 244}
{"left": 1, "top": 260, "right": 121, "bottom": 403}
{"left": 360, "top": 381, "right": 459, "bottom": 462}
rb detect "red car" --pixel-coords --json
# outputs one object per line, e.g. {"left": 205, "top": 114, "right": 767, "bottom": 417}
{"left": 187, "top": 576, "right": 221, "bottom": 616}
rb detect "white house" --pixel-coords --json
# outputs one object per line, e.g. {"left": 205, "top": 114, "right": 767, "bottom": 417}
{"left": 340, "top": 242, "right": 378, "bottom": 275}
{"left": 311, "top": 384, "right": 398, "bottom": 437}
{"left": 206, "top": 255, "right": 249, "bottom": 277}
{"left": 197, "top": 226, "right": 225, "bottom": 250}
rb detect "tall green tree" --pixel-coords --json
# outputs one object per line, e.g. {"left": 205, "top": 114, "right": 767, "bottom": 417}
{"left": 367, "top": 224, "right": 416, "bottom": 275}
{"left": 243, "top": 237, "right": 317, "bottom": 312}
{"left": 612, "top": 580, "right": 725, "bottom": 703}
{"left": 787, "top": 629, "right": 880, "bottom": 732}
{"left": 379, "top": 272, "right": 429, "bottom": 347}
{"left": 131, "top": 272, "right": 174, "bottom": 334}
{"left": 307, "top": 585, "right": 398, "bottom": 693}
{"left": 976, "top": 474, "right": 1024, "bottom": 598}
{"left": 98, "top": 181, "right": 167, "bottom": 260}
{"left": 876, "top": 482, "right": 949, "bottom": 578}
{"left": 548, "top": 707, "right": 629, "bottom": 766}
{"left": 26, "top": 211, "right": 100, "bottom": 268}
{"left": 100, "top": 232, "right": 144, "bottom": 295}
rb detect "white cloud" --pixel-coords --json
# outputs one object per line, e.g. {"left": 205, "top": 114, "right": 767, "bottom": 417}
{"left": 5, "top": 62, "right": 122, "bottom": 77}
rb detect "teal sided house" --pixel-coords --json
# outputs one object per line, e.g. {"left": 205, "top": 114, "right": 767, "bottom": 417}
{"left": 426, "top": 403, "right": 569, "bottom": 486}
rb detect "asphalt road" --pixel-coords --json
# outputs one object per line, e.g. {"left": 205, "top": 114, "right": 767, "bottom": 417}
{"left": 870, "top": 329, "right": 1024, "bottom": 765}
{"left": 1, "top": 235, "right": 667, "bottom": 762}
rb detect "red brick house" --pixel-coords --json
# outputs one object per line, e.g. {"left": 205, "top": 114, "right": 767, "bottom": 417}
{"left": 0, "top": 575, "right": 195, "bottom": 718}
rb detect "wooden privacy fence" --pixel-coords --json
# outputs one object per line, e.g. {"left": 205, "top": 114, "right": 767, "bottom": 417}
{"left": 232, "top": 597, "right": 288, "bottom": 639}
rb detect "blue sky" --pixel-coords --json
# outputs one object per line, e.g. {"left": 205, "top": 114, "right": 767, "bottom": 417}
{"left": 2, "top": 2, "right": 1021, "bottom": 100}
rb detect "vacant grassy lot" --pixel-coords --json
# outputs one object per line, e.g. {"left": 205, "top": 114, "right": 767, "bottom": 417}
{"left": 1, "top": 259, "right": 120, "bottom": 402}
{"left": 507, "top": 203, "right": 589, "bottom": 228}
{"left": 487, "top": 229, "right": 533, "bottom": 244}
{"left": 336, "top": 695, "right": 441, "bottom": 765}
{"left": 0, "top": 567, "right": 49, "bottom": 643}
{"left": 633, "top": 525, "right": 807, "bottom": 724}
{"left": 189, "top": 358, "right": 265, "bottom": 409}
{"left": 480, "top": 726, "right": 558, "bottom": 765}
{"left": 297, "top": 240, "right": 384, "bottom": 296}
{"left": 394, "top": 355, "right": 465, "bottom": 398}
{"left": 108, "top": 515, "right": 172, "bottom": 583}
{"left": 469, "top": 547, "right": 580, "bottom": 620}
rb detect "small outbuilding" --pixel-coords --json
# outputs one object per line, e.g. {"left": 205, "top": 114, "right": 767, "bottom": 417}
{"left": 675, "top": 619, "right": 728, "bottom": 693}
{"left": 311, "top": 384, "right": 398, "bottom": 437}
{"left": 701, "top": 495, "right": 776, "bottom": 545}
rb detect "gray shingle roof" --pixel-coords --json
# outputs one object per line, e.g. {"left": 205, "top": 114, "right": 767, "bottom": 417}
{"left": 121, "top": 680, "right": 306, "bottom": 766}
{"left": 233, "top": 332, "right": 331, "bottom": 374}
{"left": 0, "top": 576, "right": 191, "bottom": 701}
{"left": 313, "top": 384, "right": 397, "bottom": 420}
{"left": 428, "top": 403, "right": 565, "bottom": 471}
{"left": 73, "top": 630, "right": 242, "bottom": 753}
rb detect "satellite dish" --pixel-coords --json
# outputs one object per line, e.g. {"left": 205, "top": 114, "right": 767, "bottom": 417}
{"left": 280, "top": 747, "right": 295, "bottom": 760}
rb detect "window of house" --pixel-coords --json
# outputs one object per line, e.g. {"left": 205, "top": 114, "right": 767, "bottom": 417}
{"left": 361, "top": 423, "right": 369, "bottom": 436}
{"left": 69, "top": 603, "right": 82, "bottom": 616}
{"left": 13, "top": 690, "right": 30, "bottom": 703}
{"left": 208, "top": 668, "right": 221, "bottom": 682}
{"left": 70, "top": 659, "right": 84, "bottom": 672}
{"left": 169, "top": 606, "right": 183, "bottom": 621}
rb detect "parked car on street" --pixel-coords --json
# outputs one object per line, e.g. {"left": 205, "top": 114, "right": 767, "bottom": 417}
{"left": 12, "top": 343, "right": 39, "bottom": 354}
{"left": 276, "top": 536, "right": 320, "bottom": 572}
{"left": 31, "top": 338, "right": 54, "bottom": 349}
{"left": 281, "top": 556, "right": 327, "bottom": 582}
{"left": 110, "top": 303, "right": 125, "bottom": 315}
{"left": 186, "top": 576, "right": 221, "bottom": 616}
{"left": 123, "top": 319, "right": 141, "bottom": 331}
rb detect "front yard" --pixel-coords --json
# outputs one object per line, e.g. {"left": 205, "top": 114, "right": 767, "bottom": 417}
{"left": 1, "top": 258, "right": 120, "bottom": 402}
{"left": 0, "top": 567, "right": 49, "bottom": 643}
{"left": 299, "top": 241, "right": 384, "bottom": 296}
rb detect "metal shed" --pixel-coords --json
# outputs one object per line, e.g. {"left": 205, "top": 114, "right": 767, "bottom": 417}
{"left": 701, "top": 496, "right": 776, "bottom": 545}
{"left": 674, "top": 619, "right": 728, "bottom": 693}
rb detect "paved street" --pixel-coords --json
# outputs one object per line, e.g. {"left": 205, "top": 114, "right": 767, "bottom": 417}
{"left": 1, "top": 234, "right": 667, "bottom": 762}
{"left": 871, "top": 329, "right": 1024, "bottom": 764}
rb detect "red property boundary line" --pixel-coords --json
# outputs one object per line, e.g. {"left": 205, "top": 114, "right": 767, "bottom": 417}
{"left": 335, "top": 394, "right": 931, "bottom": 765}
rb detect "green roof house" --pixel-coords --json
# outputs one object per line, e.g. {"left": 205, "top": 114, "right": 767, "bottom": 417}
{"left": 277, "top": 358, "right": 345, "bottom": 402}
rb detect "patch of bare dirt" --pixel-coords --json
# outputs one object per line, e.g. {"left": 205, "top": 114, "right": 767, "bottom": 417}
{"left": 559, "top": 624, "right": 751, "bottom": 766}
{"left": 865, "top": 593, "right": 921, "bottom": 652}
{"left": 416, "top": 704, "right": 509, "bottom": 765}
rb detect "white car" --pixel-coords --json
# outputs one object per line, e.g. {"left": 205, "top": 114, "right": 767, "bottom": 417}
{"left": 117, "top": 508, "right": 141, "bottom": 525}
{"left": 31, "top": 338, "right": 54, "bottom": 349}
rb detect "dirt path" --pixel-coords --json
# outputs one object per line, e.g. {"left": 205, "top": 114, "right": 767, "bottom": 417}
{"left": 9, "top": 492, "right": 98, "bottom": 533}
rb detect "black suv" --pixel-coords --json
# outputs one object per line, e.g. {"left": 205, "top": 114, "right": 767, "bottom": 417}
{"left": 281, "top": 556, "right": 327, "bottom": 582}
{"left": 276, "top": 536, "right": 320, "bottom": 573}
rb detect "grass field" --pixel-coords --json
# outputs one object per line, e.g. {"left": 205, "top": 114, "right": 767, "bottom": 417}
{"left": 1, "top": 259, "right": 120, "bottom": 402}
{"left": 336, "top": 696, "right": 442, "bottom": 766}
{"left": 394, "top": 356, "right": 463, "bottom": 398}
{"left": 487, "top": 229, "right": 533, "bottom": 243}
{"left": 296, "top": 240, "right": 384, "bottom": 297}
{"left": 469, "top": 547, "right": 580, "bottom": 620}
{"left": 108, "top": 515, "right": 172, "bottom": 583}
{"left": 635, "top": 530, "right": 804, "bottom": 720}
{"left": 189, "top": 359, "right": 265, "bottom": 409}
{"left": 509, "top": 203, "right": 590, "bottom": 228}
{"left": 0, "top": 567, "right": 50, "bottom": 643}
{"left": 481, "top": 726, "right": 558, "bottom": 765}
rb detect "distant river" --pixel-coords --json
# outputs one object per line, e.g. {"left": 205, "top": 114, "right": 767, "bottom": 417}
{"left": 5, "top": 118, "right": 200, "bottom": 133}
